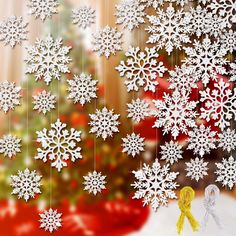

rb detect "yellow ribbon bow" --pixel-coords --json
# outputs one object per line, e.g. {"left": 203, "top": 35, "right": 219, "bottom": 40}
{"left": 176, "top": 186, "right": 199, "bottom": 234}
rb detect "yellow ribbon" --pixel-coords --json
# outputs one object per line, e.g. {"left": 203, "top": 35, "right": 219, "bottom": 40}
{"left": 176, "top": 186, "right": 199, "bottom": 234}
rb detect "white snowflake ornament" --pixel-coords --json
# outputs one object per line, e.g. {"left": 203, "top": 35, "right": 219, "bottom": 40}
{"left": 89, "top": 107, "right": 120, "bottom": 140}
{"left": 218, "top": 128, "right": 236, "bottom": 153}
{"left": 25, "top": 35, "right": 72, "bottom": 85}
{"left": 33, "top": 90, "right": 56, "bottom": 115}
{"left": 215, "top": 156, "right": 236, "bottom": 189}
{"left": 67, "top": 73, "right": 97, "bottom": 106}
{"left": 186, "top": 157, "right": 208, "bottom": 182}
{"left": 142, "top": 0, "right": 193, "bottom": 7}
{"left": 39, "top": 208, "right": 62, "bottom": 233}
{"left": 132, "top": 158, "right": 179, "bottom": 212}
{"left": 0, "top": 81, "right": 21, "bottom": 113}
{"left": 122, "top": 133, "right": 145, "bottom": 157}
{"left": 35, "top": 119, "right": 82, "bottom": 172}
{"left": 116, "top": 46, "right": 166, "bottom": 92}
{"left": 0, "top": 16, "right": 28, "bottom": 47}
{"left": 229, "top": 61, "right": 236, "bottom": 82}
{"left": 220, "top": 29, "right": 236, "bottom": 54}
{"left": 92, "top": 26, "right": 122, "bottom": 58}
{"left": 0, "top": 134, "right": 21, "bottom": 158}
{"left": 83, "top": 171, "right": 106, "bottom": 195}
{"left": 10, "top": 168, "right": 42, "bottom": 202}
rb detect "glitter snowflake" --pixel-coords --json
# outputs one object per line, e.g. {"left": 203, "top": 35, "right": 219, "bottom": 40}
{"left": 25, "top": 35, "right": 72, "bottom": 85}
{"left": 220, "top": 29, "right": 236, "bottom": 54}
{"left": 0, "top": 81, "right": 21, "bottom": 113}
{"left": 0, "top": 134, "right": 21, "bottom": 158}
{"left": 28, "top": 0, "right": 59, "bottom": 21}
{"left": 218, "top": 128, "right": 236, "bottom": 153}
{"left": 127, "top": 98, "right": 150, "bottom": 123}
{"left": 183, "top": 35, "right": 228, "bottom": 87}
{"left": 229, "top": 61, "right": 236, "bottom": 82}
{"left": 215, "top": 156, "right": 236, "bottom": 189}
{"left": 187, "top": 124, "right": 217, "bottom": 157}
{"left": 83, "top": 171, "right": 106, "bottom": 195}
{"left": 92, "top": 26, "right": 122, "bottom": 58}
{"left": 122, "top": 133, "right": 145, "bottom": 157}
{"left": 116, "top": 46, "right": 166, "bottom": 92}
{"left": 152, "top": 90, "right": 198, "bottom": 139}
{"left": 115, "top": 0, "right": 145, "bottom": 31}
{"left": 0, "top": 16, "right": 28, "bottom": 47}
{"left": 72, "top": 6, "right": 95, "bottom": 29}
{"left": 160, "top": 140, "right": 183, "bottom": 165}
{"left": 131, "top": 158, "right": 179, "bottom": 212}
{"left": 39, "top": 208, "right": 62, "bottom": 233}
{"left": 33, "top": 90, "right": 56, "bottom": 115}
{"left": 35, "top": 119, "right": 82, "bottom": 172}
{"left": 67, "top": 73, "right": 97, "bottom": 106}
{"left": 200, "top": 79, "right": 236, "bottom": 131}
{"left": 146, "top": 4, "right": 191, "bottom": 55}
{"left": 10, "top": 168, "right": 42, "bottom": 202}
{"left": 89, "top": 107, "right": 120, "bottom": 140}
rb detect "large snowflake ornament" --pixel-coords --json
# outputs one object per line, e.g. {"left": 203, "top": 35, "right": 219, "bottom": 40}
{"left": 0, "top": 134, "right": 21, "bottom": 158}
{"left": 92, "top": 26, "right": 122, "bottom": 58}
{"left": 72, "top": 6, "right": 95, "bottom": 29}
{"left": 25, "top": 35, "right": 72, "bottom": 85}
{"left": 33, "top": 90, "right": 56, "bottom": 115}
{"left": 35, "top": 119, "right": 82, "bottom": 172}
{"left": 116, "top": 46, "right": 166, "bottom": 92}
{"left": 183, "top": 35, "right": 228, "bottom": 87}
{"left": 215, "top": 156, "right": 236, "bottom": 189}
{"left": 187, "top": 124, "right": 217, "bottom": 157}
{"left": 39, "top": 208, "right": 62, "bottom": 233}
{"left": 0, "top": 81, "right": 21, "bottom": 113}
{"left": 220, "top": 29, "right": 236, "bottom": 54}
{"left": 89, "top": 107, "right": 120, "bottom": 140}
{"left": 218, "top": 128, "right": 236, "bottom": 153}
{"left": 122, "top": 133, "right": 145, "bottom": 157}
{"left": 146, "top": 4, "right": 191, "bottom": 55}
{"left": 28, "top": 0, "right": 59, "bottom": 21}
{"left": 229, "top": 61, "right": 236, "bottom": 82}
{"left": 160, "top": 140, "right": 183, "bottom": 165}
{"left": 10, "top": 168, "right": 42, "bottom": 202}
{"left": 200, "top": 79, "right": 236, "bottom": 130}
{"left": 67, "top": 73, "right": 97, "bottom": 106}
{"left": 131, "top": 159, "right": 179, "bottom": 212}
{"left": 152, "top": 90, "right": 198, "bottom": 139}
{"left": 115, "top": 0, "right": 145, "bottom": 31}
{"left": 83, "top": 171, "right": 106, "bottom": 195}
{"left": 0, "top": 16, "right": 28, "bottom": 47}
{"left": 186, "top": 157, "right": 208, "bottom": 182}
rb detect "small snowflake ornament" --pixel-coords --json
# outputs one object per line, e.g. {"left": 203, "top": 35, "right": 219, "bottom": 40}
{"left": 115, "top": 0, "right": 145, "bottom": 31}
{"left": 116, "top": 46, "right": 166, "bottom": 92}
{"left": 220, "top": 29, "right": 236, "bottom": 54}
{"left": 39, "top": 208, "right": 62, "bottom": 233}
{"left": 132, "top": 158, "right": 179, "bottom": 212}
{"left": 0, "top": 134, "right": 21, "bottom": 158}
{"left": 218, "top": 128, "right": 236, "bottom": 153}
{"left": 35, "top": 119, "right": 82, "bottom": 172}
{"left": 160, "top": 140, "right": 183, "bottom": 165}
{"left": 10, "top": 168, "right": 42, "bottom": 202}
{"left": 122, "top": 133, "right": 145, "bottom": 157}
{"left": 83, "top": 171, "right": 106, "bottom": 195}
{"left": 33, "top": 90, "right": 56, "bottom": 115}
{"left": 92, "top": 26, "right": 122, "bottom": 58}
{"left": 67, "top": 73, "right": 97, "bottom": 106}
{"left": 0, "top": 81, "right": 21, "bottom": 113}
{"left": 0, "top": 16, "right": 28, "bottom": 47}
{"left": 229, "top": 61, "right": 236, "bottom": 82}
{"left": 215, "top": 156, "right": 236, "bottom": 189}
{"left": 72, "top": 6, "right": 95, "bottom": 29}
{"left": 186, "top": 157, "right": 208, "bottom": 182}
{"left": 89, "top": 107, "right": 120, "bottom": 140}
{"left": 28, "top": 0, "right": 59, "bottom": 21}
{"left": 25, "top": 35, "right": 72, "bottom": 85}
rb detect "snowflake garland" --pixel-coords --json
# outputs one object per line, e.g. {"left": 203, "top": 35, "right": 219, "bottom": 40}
{"left": 218, "top": 128, "right": 236, "bottom": 153}
{"left": 132, "top": 158, "right": 179, "bottom": 212}
{"left": 116, "top": 46, "right": 166, "bottom": 92}
{"left": 0, "top": 134, "right": 21, "bottom": 158}
{"left": 10, "top": 168, "right": 42, "bottom": 202}
{"left": 25, "top": 35, "right": 72, "bottom": 85}
{"left": 141, "top": 0, "right": 193, "bottom": 8}
{"left": 83, "top": 171, "right": 106, "bottom": 195}
{"left": 35, "top": 119, "right": 82, "bottom": 172}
